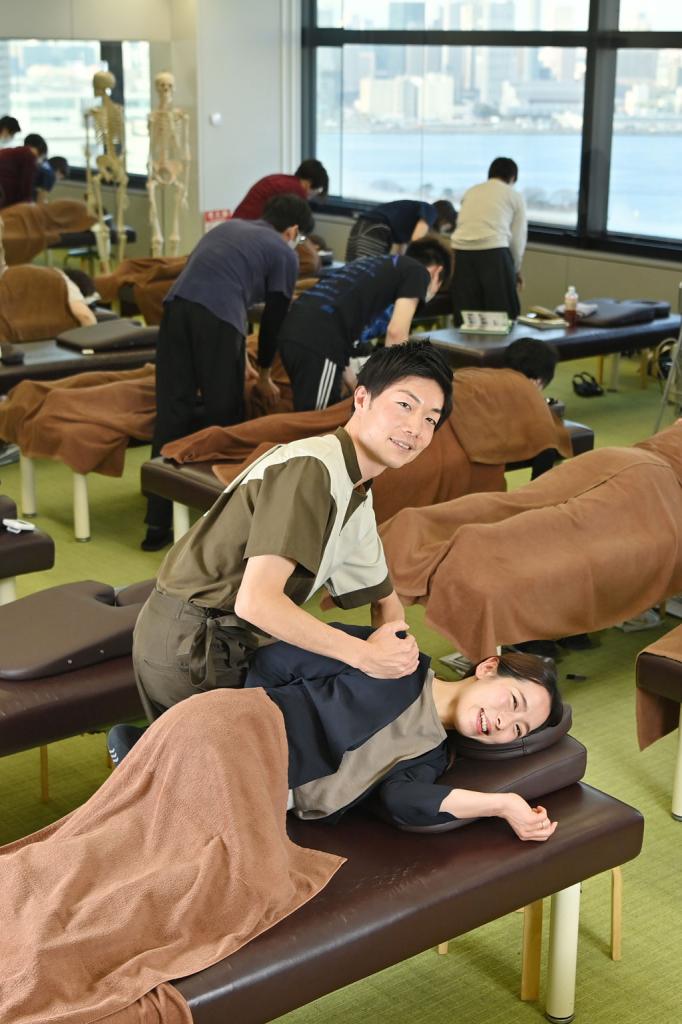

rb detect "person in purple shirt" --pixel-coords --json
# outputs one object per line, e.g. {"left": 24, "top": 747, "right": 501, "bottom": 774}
{"left": 143, "top": 193, "right": 314, "bottom": 550}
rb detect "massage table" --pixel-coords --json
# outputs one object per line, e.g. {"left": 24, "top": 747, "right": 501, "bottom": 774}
{"left": 0, "top": 495, "right": 54, "bottom": 604}
{"left": 423, "top": 314, "right": 681, "bottom": 390}
{"left": 637, "top": 625, "right": 682, "bottom": 820}
{"left": 0, "top": 576, "right": 643, "bottom": 1021}
{"left": 141, "top": 419, "right": 595, "bottom": 542}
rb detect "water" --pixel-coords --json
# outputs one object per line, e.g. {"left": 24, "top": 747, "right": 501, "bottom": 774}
{"left": 318, "top": 130, "right": 682, "bottom": 239}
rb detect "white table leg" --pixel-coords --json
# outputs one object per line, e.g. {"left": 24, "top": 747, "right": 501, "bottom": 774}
{"left": 173, "top": 502, "right": 191, "bottom": 542}
{"left": 20, "top": 454, "right": 37, "bottom": 516}
{"left": 672, "top": 707, "right": 682, "bottom": 821}
{"left": 73, "top": 472, "right": 91, "bottom": 542}
{"left": 545, "top": 882, "right": 581, "bottom": 1023}
{"left": 0, "top": 577, "right": 16, "bottom": 604}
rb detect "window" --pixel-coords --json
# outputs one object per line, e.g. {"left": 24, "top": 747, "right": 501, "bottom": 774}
{"left": 0, "top": 39, "right": 150, "bottom": 177}
{"left": 304, "top": 1, "right": 682, "bottom": 255}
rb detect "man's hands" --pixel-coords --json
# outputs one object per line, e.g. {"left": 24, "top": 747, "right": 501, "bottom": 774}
{"left": 355, "top": 619, "right": 419, "bottom": 678}
{"left": 499, "top": 794, "right": 557, "bottom": 841}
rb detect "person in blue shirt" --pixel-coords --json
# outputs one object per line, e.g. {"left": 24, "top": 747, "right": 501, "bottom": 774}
{"left": 143, "top": 193, "right": 313, "bottom": 550}
{"left": 345, "top": 198, "right": 456, "bottom": 261}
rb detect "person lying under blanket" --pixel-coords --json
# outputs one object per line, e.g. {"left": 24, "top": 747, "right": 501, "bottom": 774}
{"left": 1, "top": 634, "right": 562, "bottom": 1023}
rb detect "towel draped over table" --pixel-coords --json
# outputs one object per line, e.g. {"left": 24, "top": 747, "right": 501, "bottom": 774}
{"left": 0, "top": 687, "right": 344, "bottom": 1024}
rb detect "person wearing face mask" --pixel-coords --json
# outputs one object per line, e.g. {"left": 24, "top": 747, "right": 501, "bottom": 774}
{"left": 346, "top": 198, "right": 457, "bottom": 261}
{"left": 142, "top": 193, "right": 314, "bottom": 550}
{"left": 450, "top": 156, "right": 527, "bottom": 326}
{"left": 277, "top": 236, "right": 452, "bottom": 412}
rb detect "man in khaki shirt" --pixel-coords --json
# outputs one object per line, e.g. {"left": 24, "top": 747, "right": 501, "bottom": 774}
{"left": 133, "top": 340, "right": 453, "bottom": 720}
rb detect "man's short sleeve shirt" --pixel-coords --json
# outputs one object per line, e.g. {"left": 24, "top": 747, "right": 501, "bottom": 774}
{"left": 165, "top": 219, "right": 298, "bottom": 332}
{"left": 156, "top": 428, "right": 392, "bottom": 618}
{"left": 278, "top": 254, "right": 430, "bottom": 364}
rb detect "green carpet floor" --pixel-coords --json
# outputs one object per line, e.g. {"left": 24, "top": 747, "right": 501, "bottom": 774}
{"left": 0, "top": 353, "right": 680, "bottom": 1022}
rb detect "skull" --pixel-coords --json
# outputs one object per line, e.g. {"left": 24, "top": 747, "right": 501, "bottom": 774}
{"left": 93, "top": 70, "right": 116, "bottom": 97}
{"left": 154, "top": 72, "right": 175, "bottom": 106}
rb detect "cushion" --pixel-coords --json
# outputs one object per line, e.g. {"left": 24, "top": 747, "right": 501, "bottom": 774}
{"left": 0, "top": 580, "right": 140, "bottom": 681}
{"left": 115, "top": 578, "right": 156, "bottom": 607}
{"left": 451, "top": 702, "right": 572, "bottom": 760}
{"left": 56, "top": 320, "right": 158, "bottom": 353}
{"left": 396, "top": 730, "right": 585, "bottom": 834}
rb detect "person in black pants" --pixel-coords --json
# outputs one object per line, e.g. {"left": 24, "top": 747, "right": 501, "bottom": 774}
{"left": 143, "top": 193, "right": 314, "bottom": 550}
{"left": 278, "top": 237, "right": 452, "bottom": 412}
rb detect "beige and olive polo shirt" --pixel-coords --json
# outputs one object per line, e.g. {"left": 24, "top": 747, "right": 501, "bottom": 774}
{"left": 156, "top": 427, "right": 393, "bottom": 617}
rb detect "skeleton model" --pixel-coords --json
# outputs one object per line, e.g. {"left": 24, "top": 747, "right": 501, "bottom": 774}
{"left": 84, "top": 70, "right": 128, "bottom": 273}
{"left": 147, "top": 72, "right": 190, "bottom": 258}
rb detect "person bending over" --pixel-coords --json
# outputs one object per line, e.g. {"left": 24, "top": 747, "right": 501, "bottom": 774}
{"left": 117, "top": 637, "right": 561, "bottom": 836}
{"left": 233, "top": 158, "right": 329, "bottom": 219}
{"left": 133, "top": 341, "right": 454, "bottom": 719}
{"left": 0, "top": 115, "right": 21, "bottom": 146}
{"left": 142, "top": 192, "right": 314, "bottom": 550}
{"left": 277, "top": 237, "right": 452, "bottom": 412}
{"left": 503, "top": 337, "right": 560, "bottom": 478}
{"left": 451, "top": 156, "right": 527, "bottom": 326}
{"left": 0, "top": 135, "right": 45, "bottom": 209}
{"left": 346, "top": 198, "right": 457, "bottom": 261}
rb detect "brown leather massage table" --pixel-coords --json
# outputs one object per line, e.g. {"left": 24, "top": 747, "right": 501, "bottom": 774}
{"left": 0, "top": 575, "right": 643, "bottom": 1022}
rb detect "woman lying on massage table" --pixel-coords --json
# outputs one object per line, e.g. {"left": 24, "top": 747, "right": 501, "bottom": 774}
{"left": 0, "top": 625, "right": 563, "bottom": 1024}
{"left": 110, "top": 623, "right": 562, "bottom": 840}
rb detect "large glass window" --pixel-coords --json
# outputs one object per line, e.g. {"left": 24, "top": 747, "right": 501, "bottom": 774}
{"left": 305, "top": 1, "right": 682, "bottom": 253}
{"left": 0, "top": 39, "right": 150, "bottom": 176}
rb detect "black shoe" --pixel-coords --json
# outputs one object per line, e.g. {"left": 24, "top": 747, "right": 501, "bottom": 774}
{"left": 505, "top": 639, "right": 561, "bottom": 659}
{"left": 107, "top": 724, "right": 147, "bottom": 766}
{"left": 141, "top": 526, "right": 173, "bottom": 552}
{"left": 557, "top": 633, "right": 594, "bottom": 651}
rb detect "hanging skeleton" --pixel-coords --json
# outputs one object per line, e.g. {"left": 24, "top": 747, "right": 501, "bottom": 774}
{"left": 147, "top": 72, "right": 190, "bottom": 258}
{"left": 84, "top": 70, "right": 129, "bottom": 273}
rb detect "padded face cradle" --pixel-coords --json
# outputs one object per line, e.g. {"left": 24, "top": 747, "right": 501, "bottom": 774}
{"left": 56, "top": 320, "right": 159, "bottom": 353}
{"left": 451, "top": 702, "right": 572, "bottom": 761}
{"left": 0, "top": 580, "right": 142, "bottom": 680}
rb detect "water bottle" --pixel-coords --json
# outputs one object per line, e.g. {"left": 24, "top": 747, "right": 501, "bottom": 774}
{"left": 564, "top": 285, "right": 578, "bottom": 327}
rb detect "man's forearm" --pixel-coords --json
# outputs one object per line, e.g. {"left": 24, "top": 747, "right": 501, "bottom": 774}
{"left": 371, "top": 589, "right": 404, "bottom": 628}
{"left": 236, "top": 588, "right": 367, "bottom": 668}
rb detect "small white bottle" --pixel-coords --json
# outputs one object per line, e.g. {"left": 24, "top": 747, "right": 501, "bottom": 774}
{"left": 564, "top": 285, "right": 578, "bottom": 327}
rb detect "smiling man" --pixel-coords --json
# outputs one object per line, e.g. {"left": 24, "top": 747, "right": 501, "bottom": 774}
{"left": 132, "top": 340, "right": 453, "bottom": 720}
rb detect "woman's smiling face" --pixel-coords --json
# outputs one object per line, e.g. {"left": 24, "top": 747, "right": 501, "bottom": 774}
{"left": 452, "top": 658, "right": 552, "bottom": 743}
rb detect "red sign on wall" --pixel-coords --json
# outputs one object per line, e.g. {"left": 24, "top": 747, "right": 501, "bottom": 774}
{"left": 203, "top": 209, "right": 232, "bottom": 233}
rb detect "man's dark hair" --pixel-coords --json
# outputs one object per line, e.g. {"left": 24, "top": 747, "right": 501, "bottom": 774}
{"left": 503, "top": 338, "right": 559, "bottom": 388}
{"left": 294, "top": 158, "right": 329, "bottom": 198}
{"left": 356, "top": 339, "right": 453, "bottom": 429}
{"left": 492, "top": 651, "right": 563, "bottom": 732}
{"left": 24, "top": 133, "right": 48, "bottom": 156}
{"left": 48, "top": 155, "right": 70, "bottom": 179}
{"left": 488, "top": 156, "right": 518, "bottom": 183}
{"left": 0, "top": 116, "right": 21, "bottom": 136}
{"left": 262, "top": 193, "right": 314, "bottom": 236}
{"left": 432, "top": 199, "right": 457, "bottom": 234}
{"left": 405, "top": 235, "right": 453, "bottom": 290}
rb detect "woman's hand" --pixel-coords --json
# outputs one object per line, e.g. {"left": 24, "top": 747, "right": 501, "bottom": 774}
{"left": 499, "top": 794, "right": 557, "bottom": 841}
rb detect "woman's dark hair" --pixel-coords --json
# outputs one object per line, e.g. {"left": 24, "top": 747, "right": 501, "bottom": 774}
{"left": 356, "top": 339, "right": 453, "bottom": 429}
{"left": 62, "top": 267, "right": 97, "bottom": 300}
{"left": 262, "top": 193, "right": 314, "bottom": 236}
{"left": 432, "top": 199, "right": 457, "bottom": 234}
{"left": 486, "top": 651, "right": 563, "bottom": 732}
{"left": 294, "top": 158, "right": 329, "bottom": 198}
{"left": 48, "top": 155, "right": 70, "bottom": 179}
{"left": 503, "top": 337, "right": 559, "bottom": 388}
{"left": 404, "top": 235, "right": 453, "bottom": 290}
{"left": 488, "top": 156, "right": 518, "bottom": 183}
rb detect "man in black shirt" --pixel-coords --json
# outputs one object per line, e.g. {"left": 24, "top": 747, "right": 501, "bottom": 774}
{"left": 278, "top": 236, "right": 451, "bottom": 411}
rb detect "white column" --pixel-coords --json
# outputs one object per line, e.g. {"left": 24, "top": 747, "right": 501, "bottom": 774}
{"left": 20, "top": 454, "right": 37, "bottom": 516}
{"left": 73, "top": 472, "right": 91, "bottom": 542}
{"left": 672, "top": 707, "right": 682, "bottom": 821}
{"left": 545, "top": 882, "right": 581, "bottom": 1023}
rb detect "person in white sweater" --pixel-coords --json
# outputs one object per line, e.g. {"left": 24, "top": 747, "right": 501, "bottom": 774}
{"left": 450, "top": 156, "right": 527, "bottom": 325}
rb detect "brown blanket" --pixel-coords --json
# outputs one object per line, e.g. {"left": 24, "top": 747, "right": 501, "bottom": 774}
{"left": 1, "top": 199, "right": 96, "bottom": 265}
{"left": 0, "top": 688, "right": 344, "bottom": 1024}
{"left": 0, "top": 366, "right": 156, "bottom": 476}
{"left": 636, "top": 626, "right": 682, "bottom": 751}
{"left": 380, "top": 422, "right": 682, "bottom": 661}
{"left": 0, "top": 265, "right": 80, "bottom": 342}
{"left": 162, "top": 367, "right": 570, "bottom": 523}
{"left": 96, "top": 258, "right": 188, "bottom": 325}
